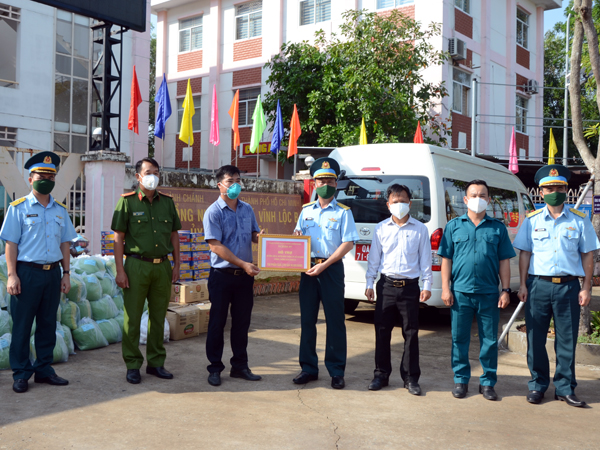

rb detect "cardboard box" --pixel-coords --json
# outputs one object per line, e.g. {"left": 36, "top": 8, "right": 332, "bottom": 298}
{"left": 195, "top": 261, "right": 211, "bottom": 270}
{"left": 166, "top": 304, "right": 200, "bottom": 340}
{"left": 191, "top": 302, "right": 211, "bottom": 334}
{"left": 192, "top": 251, "right": 210, "bottom": 261}
{"left": 101, "top": 231, "right": 115, "bottom": 238}
{"left": 193, "top": 269, "right": 210, "bottom": 280}
{"left": 179, "top": 270, "right": 193, "bottom": 280}
{"left": 180, "top": 242, "right": 192, "bottom": 252}
{"left": 102, "top": 249, "right": 114, "bottom": 255}
{"left": 190, "top": 232, "right": 205, "bottom": 242}
{"left": 192, "top": 242, "right": 210, "bottom": 251}
{"left": 179, "top": 251, "right": 193, "bottom": 262}
{"left": 101, "top": 241, "right": 114, "bottom": 249}
{"left": 178, "top": 231, "right": 191, "bottom": 242}
{"left": 170, "top": 280, "right": 210, "bottom": 303}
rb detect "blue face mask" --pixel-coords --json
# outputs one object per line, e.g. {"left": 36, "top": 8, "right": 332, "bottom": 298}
{"left": 225, "top": 183, "right": 241, "bottom": 200}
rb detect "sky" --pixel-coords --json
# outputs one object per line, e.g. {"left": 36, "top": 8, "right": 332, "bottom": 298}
{"left": 544, "top": 3, "right": 570, "bottom": 33}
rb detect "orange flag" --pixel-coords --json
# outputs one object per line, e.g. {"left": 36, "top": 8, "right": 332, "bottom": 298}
{"left": 128, "top": 65, "right": 142, "bottom": 134}
{"left": 228, "top": 90, "right": 240, "bottom": 149}
{"left": 288, "top": 104, "right": 301, "bottom": 158}
{"left": 413, "top": 121, "right": 424, "bottom": 144}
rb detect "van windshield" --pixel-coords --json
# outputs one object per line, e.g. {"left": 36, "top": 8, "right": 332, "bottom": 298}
{"left": 335, "top": 176, "right": 431, "bottom": 224}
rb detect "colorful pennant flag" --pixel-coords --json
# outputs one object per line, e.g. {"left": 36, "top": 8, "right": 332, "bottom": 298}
{"left": 359, "top": 118, "right": 367, "bottom": 145}
{"left": 509, "top": 126, "right": 519, "bottom": 174}
{"left": 548, "top": 128, "right": 558, "bottom": 165}
{"left": 249, "top": 95, "right": 266, "bottom": 153}
{"left": 413, "top": 121, "right": 424, "bottom": 144}
{"left": 287, "top": 104, "right": 301, "bottom": 159}
{"left": 127, "top": 65, "right": 142, "bottom": 134}
{"left": 154, "top": 73, "right": 171, "bottom": 140}
{"left": 271, "top": 99, "right": 284, "bottom": 155}
{"left": 179, "top": 79, "right": 195, "bottom": 146}
{"left": 229, "top": 90, "right": 240, "bottom": 149}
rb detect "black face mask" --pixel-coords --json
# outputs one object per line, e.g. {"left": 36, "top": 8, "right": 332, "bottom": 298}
{"left": 33, "top": 179, "right": 55, "bottom": 195}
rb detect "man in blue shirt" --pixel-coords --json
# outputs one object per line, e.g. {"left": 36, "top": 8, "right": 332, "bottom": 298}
{"left": 513, "top": 164, "right": 600, "bottom": 407}
{"left": 203, "top": 165, "right": 262, "bottom": 387}
{"left": 438, "top": 179, "right": 516, "bottom": 401}
{"left": 0, "top": 151, "right": 77, "bottom": 393}
{"left": 293, "top": 158, "right": 359, "bottom": 389}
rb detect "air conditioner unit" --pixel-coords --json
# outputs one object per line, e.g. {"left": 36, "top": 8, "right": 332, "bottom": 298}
{"left": 448, "top": 37, "right": 467, "bottom": 61}
{"left": 526, "top": 79, "right": 539, "bottom": 94}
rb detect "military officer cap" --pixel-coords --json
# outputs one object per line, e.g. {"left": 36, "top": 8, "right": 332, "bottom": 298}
{"left": 24, "top": 151, "right": 60, "bottom": 174}
{"left": 534, "top": 164, "right": 571, "bottom": 187}
{"left": 310, "top": 157, "right": 340, "bottom": 179}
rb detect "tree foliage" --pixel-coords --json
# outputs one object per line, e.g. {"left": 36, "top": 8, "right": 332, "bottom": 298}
{"left": 263, "top": 9, "right": 449, "bottom": 153}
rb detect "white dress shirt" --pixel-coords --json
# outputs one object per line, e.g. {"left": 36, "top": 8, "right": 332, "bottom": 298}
{"left": 365, "top": 216, "right": 433, "bottom": 291}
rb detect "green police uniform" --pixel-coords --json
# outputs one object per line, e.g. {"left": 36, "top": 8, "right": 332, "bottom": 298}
{"left": 111, "top": 188, "right": 182, "bottom": 370}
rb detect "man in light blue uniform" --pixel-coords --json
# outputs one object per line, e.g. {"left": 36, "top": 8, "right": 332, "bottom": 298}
{"left": 514, "top": 164, "right": 600, "bottom": 407}
{"left": 292, "top": 157, "right": 359, "bottom": 389}
{"left": 0, "top": 151, "right": 77, "bottom": 393}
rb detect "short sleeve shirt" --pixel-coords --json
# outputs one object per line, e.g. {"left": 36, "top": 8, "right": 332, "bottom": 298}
{"left": 111, "top": 189, "right": 182, "bottom": 258}
{"left": 438, "top": 213, "right": 516, "bottom": 294}
{"left": 0, "top": 192, "right": 77, "bottom": 264}
{"left": 203, "top": 197, "right": 260, "bottom": 269}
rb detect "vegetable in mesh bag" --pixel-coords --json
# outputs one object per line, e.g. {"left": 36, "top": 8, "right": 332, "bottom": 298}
{"left": 75, "top": 256, "right": 105, "bottom": 275}
{"left": 90, "top": 295, "right": 119, "bottom": 321}
{"left": 0, "top": 310, "right": 11, "bottom": 335}
{"left": 30, "top": 330, "right": 68, "bottom": 364}
{"left": 83, "top": 274, "right": 102, "bottom": 301}
{"left": 96, "top": 318, "right": 122, "bottom": 344}
{"left": 0, "top": 333, "right": 10, "bottom": 369}
{"left": 67, "top": 273, "right": 87, "bottom": 302}
{"left": 139, "top": 310, "right": 170, "bottom": 344}
{"left": 61, "top": 300, "right": 80, "bottom": 330}
{"left": 112, "top": 294, "right": 124, "bottom": 311}
{"left": 60, "top": 323, "right": 75, "bottom": 355}
{"left": 76, "top": 298, "right": 92, "bottom": 319}
{"left": 72, "top": 317, "right": 108, "bottom": 350}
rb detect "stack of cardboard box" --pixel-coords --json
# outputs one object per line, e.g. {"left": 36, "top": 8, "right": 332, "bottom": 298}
{"left": 166, "top": 280, "right": 211, "bottom": 340}
{"left": 101, "top": 231, "right": 115, "bottom": 256}
{"left": 170, "top": 230, "right": 211, "bottom": 281}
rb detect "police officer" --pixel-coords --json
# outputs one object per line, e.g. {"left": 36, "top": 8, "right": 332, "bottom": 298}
{"left": 293, "top": 157, "right": 359, "bottom": 389}
{"left": 438, "top": 179, "right": 516, "bottom": 401}
{"left": 513, "top": 165, "right": 600, "bottom": 407}
{"left": 0, "top": 151, "right": 77, "bottom": 393}
{"left": 111, "top": 157, "right": 182, "bottom": 384}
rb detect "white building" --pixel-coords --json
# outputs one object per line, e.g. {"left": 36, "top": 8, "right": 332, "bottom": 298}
{"left": 150, "top": 0, "right": 561, "bottom": 177}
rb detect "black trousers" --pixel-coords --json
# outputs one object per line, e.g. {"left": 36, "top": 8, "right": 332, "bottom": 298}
{"left": 206, "top": 268, "right": 254, "bottom": 373}
{"left": 374, "top": 276, "right": 421, "bottom": 382}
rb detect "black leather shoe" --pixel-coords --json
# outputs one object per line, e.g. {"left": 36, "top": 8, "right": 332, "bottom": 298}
{"left": 230, "top": 368, "right": 262, "bottom": 381}
{"left": 208, "top": 372, "right": 221, "bottom": 386}
{"left": 368, "top": 376, "right": 389, "bottom": 391}
{"left": 293, "top": 372, "right": 318, "bottom": 385}
{"left": 452, "top": 383, "right": 468, "bottom": 398}
{"left": 146, "top": 366, "right": 174, "bottom": 379}
{"left": 331, "top": 376, "right": 345, "bottom": 389}
{"left": 13, "top": 379, "right": 28, "bottom": 393}
{"left": 405, "top": 381, "right": 421, "bottom": 396}
{"left": 126, "top": 369, "right": 141, "bottom": 384}
{"left": 479, "top": 385, "right": 497, "bottom": 401}
{"left": 34, "top": 374, "right": 69, "bottom": 386}
{"left": 555, "top": 393, "right": 586, "bottom": 407}
{"left": 526, "top": 390, "right": 544, "bottom": 404}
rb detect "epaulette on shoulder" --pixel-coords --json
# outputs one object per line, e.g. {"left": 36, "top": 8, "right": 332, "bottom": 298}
{"left": 158, "top": 191, "right": 172, "bottom": 198}
{"left": 10, "top": 197, "right": 26, "bottom": 207}
{"left": 55, "top": 200, "right": 67, "bottom": 209}
{"left": 302, "top": 201, "right": 316, "bottom": 208}
{"left": 527, "top": 209, "right": 543, "bottom": 218}
{"left": 337, "top": 202, "right": 350, "bottom": 210}
{"left": 121, "top": 191, "right": 136, "bottom": 197}
{"left": 570, "top": 207, "right": 586, "bottom": 218}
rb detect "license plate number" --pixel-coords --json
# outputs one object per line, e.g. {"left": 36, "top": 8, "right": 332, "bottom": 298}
{"left": 355, "top": 244, "right": 371, "bottom": 261}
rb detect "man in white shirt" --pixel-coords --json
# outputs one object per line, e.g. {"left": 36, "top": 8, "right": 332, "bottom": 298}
{"left": 365, "top": 184, "right": 432, "bottom": 394}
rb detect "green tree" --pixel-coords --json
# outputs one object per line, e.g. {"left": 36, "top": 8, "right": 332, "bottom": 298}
{"left": 148, "top": 24, "right": 156, "bottom": 157}
{"left": 263, "top": 9, "right": 449, "bottom": 158}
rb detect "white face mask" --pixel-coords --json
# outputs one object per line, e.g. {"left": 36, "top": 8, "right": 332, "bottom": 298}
{"left": 389, "top": 202, "right": 410, "bottom": 220}
{"left": 467, "top": 197, "right": 488, "bottom": 214}
{"left": 140, "top": 174, "right": 159, "bottom": 190}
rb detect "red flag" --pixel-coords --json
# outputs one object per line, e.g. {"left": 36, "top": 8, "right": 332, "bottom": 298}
{"left": 413, "top": 121, "right": 424, "bottom": 144}
{"left": 128, "top": 66, "right": 143, "bottom": 134}
{"left": 228, "top": 90, "right": 240, "bottom": 149}
{"left": 287, "top": 104, "right": 301, "bottom": 158}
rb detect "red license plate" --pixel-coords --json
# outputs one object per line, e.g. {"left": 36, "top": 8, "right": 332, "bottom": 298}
{"left": 355, "top": 244, "right": 371, "bottom": 261}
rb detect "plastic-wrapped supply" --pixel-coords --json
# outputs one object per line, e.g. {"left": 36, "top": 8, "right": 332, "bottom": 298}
{"left": 90, "top": 295, "right": 119, "bottom": 321}
{"left": 75, "top": 256, "right": 105, "bottom": 275}
{"left": 112, "top": 294, "right": 124, "bottom": 311}
{"left": 139, "top": 311, "right": 170, "bottom": 345}
{"left": 114, "top": 311, "right": 124, "bottom": 332}
{"left": 59, "top": 323, "right": 75, "bottom": 355}
{"left": 96, "top": 318, "right": 122, "bottom": 344}
{"left": 67, "top": 273, "right": 87, "bottom": 302}
{"left": 30, "top": 317, "right": 36, "bottom": 336}
{"left": 0, "top": 255, "right": 8, "bottom": 284}
{"left": 96, "top": 272, "right": 117, "bottom": 297}
{"left": 75, "top": 298, "right": 92, "bottom": 319}
{"left": 56, "top": 301, "right": 62, "bottom": 322}
{"left": 30, "top": 329, "right": 68, "bottom": 364}
{"left": 0, "top": 280, "right": 7, "bottom": 309}
{"left": 61, "top": 300, "right": 80, "bottom": 330}
{"left": 83, "top": 274, "right": 102, "bottom": 301}
{"left": 0, "top": 333, "right": 10, "bottom": 369}
{"left": 0, "top": 309, "right": 11, "bottom": 335}
{"left": 102, "top": 256, "right": 118, "bottom": 278}
{"left": 72, "top": 317, "right": 108, "bottom": 351}
{"left": 0, "top": 239, "right": 5, "bottom": 256}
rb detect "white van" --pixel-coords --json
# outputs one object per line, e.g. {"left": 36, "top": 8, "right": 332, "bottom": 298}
{"left": 326, "top": 143, "right": 535, "bottom": 312}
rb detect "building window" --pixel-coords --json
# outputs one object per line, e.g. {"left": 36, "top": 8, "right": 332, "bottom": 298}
{"left": 0, "top": 126, "right": 16, "bottom": 146}
{"left": 452, "top": 68, "right": 471, "bottom": 116}
{"left": 516, "top": 96, "right": 528, "bottom": 133}
{"left": 177, "top": 96, "right": 201, "bottom": 132}
{"left": 300, "top": 0, "right": 331, "bottom": 26}
{"left": 516, "top": 9, "right": 529, "bottom": 49}
{"left": 235, "top": 1, "right": 262, "bottom": 41}
{"left": 454, "top": 0, "right": 470, "bottom": 14}
{"left": 0, "top": 3, "right": 20, "bottom": 88}
{"left": 238, "top": 88, "right": 261, "bottom": 127}
{"left": 179, "top": 15, "right": 203, "bottom": 53}
{"left": 377, "top": 0, "right": 413, "bottom": 9}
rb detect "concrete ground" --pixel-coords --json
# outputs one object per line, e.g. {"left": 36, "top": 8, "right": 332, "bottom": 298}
{"left": 1, "top": 293, "right": 600, "bottom": 450}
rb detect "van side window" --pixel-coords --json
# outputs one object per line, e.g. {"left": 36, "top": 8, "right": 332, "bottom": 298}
{"left": 443, "top": 178, "right": 469, "bottom": 221}
{"left": 521, "top": 193, "right": 535, "bottom": 215}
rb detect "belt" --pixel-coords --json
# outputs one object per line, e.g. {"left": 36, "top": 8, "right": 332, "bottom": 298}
{"left": 532, "top": 275, "right": 578, "bottom": 284}
{"left": 18, "top": 261, "right": 60, "bottom": 271}
{"left": 383, "top": 275, "right": 419, "bottom": 288}
{"left": 215, "top": 267, "right": 246, "bottom": 276}
{"left": 125, "top": 254, "right": 169, "bottom": 264}
{"left": 311, "top": 258, "right": 328, "bottom": 265}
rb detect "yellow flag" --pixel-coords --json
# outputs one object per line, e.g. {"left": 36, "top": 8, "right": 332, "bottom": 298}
{"left": 548, "top": 128, "right": 558, "bottom": 165}
{"left": 359, "top": 117, "right": 367, "bottom": 145}
{"left": 179, "top": 79, "right": 195, "bottom": 146}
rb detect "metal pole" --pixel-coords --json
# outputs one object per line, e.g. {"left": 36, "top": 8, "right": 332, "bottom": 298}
{"left": 563, "top": 14, "right": 571, "bottom": 167}
{"left": 256, "top": 148, "right": 259, "bottom": 179}
{"left": 293, "top": 154, "right": 297, "bottom": 176}
{"left": 575, "top": 174, "right": 594, "bottom": 209}
{"left": 187, "top": 137, "right": 190, "bottom": 173}
{"left": 471, "top": 78, "right": 478, "bottom": 157}
{"left": 275, "top": 152, "right": 279, "bottom": 180}
{"left": 498, "top": 301, "right": 525, "bottom": 349}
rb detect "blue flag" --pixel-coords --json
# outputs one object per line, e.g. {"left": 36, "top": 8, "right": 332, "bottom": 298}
{"left": 154, "top": 74, "right": 171, "bottom": 140}
{"left": 271, "top": 99, "right": 284, "bottom": 155}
